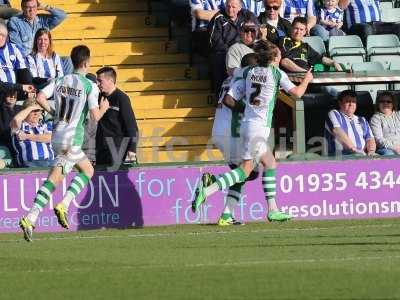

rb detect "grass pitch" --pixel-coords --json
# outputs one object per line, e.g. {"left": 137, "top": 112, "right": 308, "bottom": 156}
{"left": 1, "top": 219, "right": 400, "bottom": 300}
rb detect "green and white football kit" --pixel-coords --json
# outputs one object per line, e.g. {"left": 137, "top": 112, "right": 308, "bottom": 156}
{"left": 41, "top": 72, "right": 100, "bottom": 173}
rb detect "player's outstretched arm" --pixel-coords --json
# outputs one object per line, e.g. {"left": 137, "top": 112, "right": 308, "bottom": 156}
{"left": 36, "top": 91, "right": 55, "bottom": 115}
{"left": 288, "top": 69, "right": 313, "bottom": 98}
{"left": 90, "top": 96, "right": 109, "bottom": 122}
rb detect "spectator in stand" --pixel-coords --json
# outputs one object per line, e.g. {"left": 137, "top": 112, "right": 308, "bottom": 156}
{"left": 324, "top": 90, "right": 376, "bottom": 156}
{"left": 279, "top": 17, "right": 342, "bottom": 73}
{"left": 0, "top": 1, "right": 19, "bottom": 22}
{"left": 82, "top": 73, "right": 98, "bottom": 164}
{"left": 340, "top": 0, "right": 400, "bottom": 46}
{"left": 370, "top": 92, "right": 400, "bottom": 156}
{"left": 241, "top": 0, "right": 265, "bottom": 16}
{"left": 190, "top": 0, "right": 224, "bottom": 57}
{"left": 0, "top": 87, "right": 20, "bottom": 153}
{"left": 8, "top": 0, "right": 66, "bottom": 57}
{"left": 280, "top": 0, "right": 318, "bottom": 35}
{"left": 209, "top": 0, "right": 258, "bottom": 97}
{"left": 258, "top": 0, "right": 291, "bottom": 45}
{"left": 26, "top": 28, "right": 63, "bottom": 89}
{"left": 313, "top": 0, "right": 345, "bottom": 42}
{"left": 226, "top": 17, "right": 258, "bottom": 76}
{"left": 10, "top": 98, "right": 54, "bottom": 167}
{"left": 95, "top": 67, "right": 138, "bottom": 167}
{"left": 0, "top": 22, "right": 30, "bottom": 85}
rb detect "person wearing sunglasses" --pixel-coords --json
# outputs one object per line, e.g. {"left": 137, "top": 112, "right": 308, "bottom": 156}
{"left": 226, "top": 17, "right": 259, "bottom": 76}
{"left": 258, "top": 0, "right": 292, "bottom": 45}
{"left": 209, "top": 0, "right": 258, "bottom": 98}
{"left": 370, "top": 92, "right": 400, "bottom": 156}
{"left": 10, "top": 98, "right": 54, "bottom": 167}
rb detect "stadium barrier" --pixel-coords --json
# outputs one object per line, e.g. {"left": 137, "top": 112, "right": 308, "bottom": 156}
{"left": 1, "top": 157, "right": 400, "bottom": 233}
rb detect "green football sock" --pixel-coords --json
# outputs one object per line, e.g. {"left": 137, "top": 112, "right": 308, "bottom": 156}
{"left": 263, "top": 169, "right": 278, "bottom": 211}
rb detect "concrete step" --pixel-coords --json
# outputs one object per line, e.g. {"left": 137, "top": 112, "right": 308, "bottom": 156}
{"left": 137, "top": 147, "right": 222, "bottom": 164}
{"left": 52, "top": 27, "right": 169, "bottom": 40}
{"left": 138, "top": 119, "right": 213, "bottom": 137}
{"left": 91, "top": 53, "right": 189, "bottom": 66}
{"left": 138, "top": 135, "right": 212, "bottom": 147}
{"left": 131, "top": 92, "right": 214, "bottom": 109}
{"left": 120, "top": 80, "right": 209, "bottom": 92}
{"left": 136, "top": 107, "right": 215, "bottom": 119}
{"left": 56, "top": 40, "right": 177, "bottom": 56}
{"left": 97, "top": 66, "right": 198, "bottom": 82}
{"left": 52, "top": 2, "right": 165, "bottom": 14}
{"left": 58, "top": 15, "right": 157, "bottom": 30}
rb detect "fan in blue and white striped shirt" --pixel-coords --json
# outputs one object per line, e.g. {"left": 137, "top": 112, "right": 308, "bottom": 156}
{"left": 241, "top": 0, "right": 265, "bottom": 16}
{"left": 26, "top": 28, "right": 63, "bottom": 84}
{"left": 10, "top": 100, "right": 54, "bottom": 167}
{"left": 345, "top": 0, "right": 381, "bottom": 30}
{"left": 191, "top": 0, "right": 225, "bottom": 31}
{"left": 324, "top": 91, "right": 375, "bottom": 156}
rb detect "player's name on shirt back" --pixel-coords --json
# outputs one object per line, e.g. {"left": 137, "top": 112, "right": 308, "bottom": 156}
{"left": 56, "top": 85, "right": 82, "bottom": 98}
{"left": 250, "top": 74, "right": 267, "bottom": 84}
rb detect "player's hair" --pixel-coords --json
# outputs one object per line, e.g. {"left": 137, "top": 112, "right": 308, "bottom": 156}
{"left": 32, "top": 28, "right": 54, "bottom": 57}
{"left": 258, "top": 44, "right": 280, "bottom": 67}
{"left": 241, "top": 53, "right": 258, "bottom": 67}
{"left": 70, "top": 45, "right": 90, "bottom": 69}
{"left": 21, "top": 0, "right": 38, "bottom": 6}
{"left": 292, "top": 16, "right": 307, "bottom": 27}
{"left": 337, "top": 90, "right": 357, "bottom": 102}
{"left": 253, "top": 39, "right": 273, "bottom": 53}
{"left": 96, "top": 66, "right": 117, "bottom": 83}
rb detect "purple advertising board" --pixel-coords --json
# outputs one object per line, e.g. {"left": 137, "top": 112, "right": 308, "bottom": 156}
{"left": 1, "top": 158, "right": 400, "bottom": 233}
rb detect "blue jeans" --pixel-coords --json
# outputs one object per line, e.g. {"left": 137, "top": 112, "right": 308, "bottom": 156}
{"left": 310, "top": 24, "right": 330, "bottom": 42}
{"left": 376, "top": 148, "right": 396, "bottom": 156}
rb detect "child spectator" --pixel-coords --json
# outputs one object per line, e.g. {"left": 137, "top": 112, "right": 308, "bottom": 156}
{"left": 10, "top": 98, "right": 54, "bottom": 167}
{"left": 315, "top": 0, "right": 345, "bottom": 42}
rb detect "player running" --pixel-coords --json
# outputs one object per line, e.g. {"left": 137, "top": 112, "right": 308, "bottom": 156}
{"left": 208, "top": 53, "right": 259, "bottom": 226}
{"left": 19, "top": 45, "right": 109, "bottom": 242}
{"left": 192, "top": 44, "right": 313, "bottom": 222}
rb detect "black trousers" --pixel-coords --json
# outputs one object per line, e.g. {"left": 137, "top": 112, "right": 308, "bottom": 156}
{"left": 210, "top": 51, "right": 228, "bottom": 99}
{"left": 348, "top": 21, "right": 400, "bottom": 46}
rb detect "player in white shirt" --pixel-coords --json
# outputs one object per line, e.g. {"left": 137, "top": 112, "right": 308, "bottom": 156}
{"left": 19, "top": 45, "right": 110, "bottom": 242}
{"left": 193, "top": 44, "right": 313, "bottom": 222}
{"left": 210, "top": 53, "right": 259, "bottom": 225}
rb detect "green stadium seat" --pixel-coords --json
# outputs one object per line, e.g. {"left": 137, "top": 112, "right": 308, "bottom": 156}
{"left": 381, "top": 7, "right": 400, "bottom": 22}
{"left": 367, "top": 34, "right": 400, "bottom": 56}
{"left": 351, "top": 62, "right": 386, "bottom": 102}
{"left": 0, "top": 146, "right": 12, "bottom": 167}
{"left": 370, "top": 55, "right": 400, "bottom": 70}
{"left": 303, "top": 36, "right": 326, "bottom": 56}
{"left": 329, "top": 35, "right": 366, "bottom": 57}
{"left": 389, "top": 59, "right": 400, "bottom": 89}
{"left": 332, "top": 55, "right": 364, "bottom": 71}
{"left": 380, "top": 1, "right": 393, "bottom": 10}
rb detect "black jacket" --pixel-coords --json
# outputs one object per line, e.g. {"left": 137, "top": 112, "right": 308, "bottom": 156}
{"left": 208, "top": 8, "right": 258, "bottom": 53}
{"left": 258, "top": 14, "right": 292, "bottom": 45}
{"left": 96, "top": 88, "right": 138, "bottom": 159}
